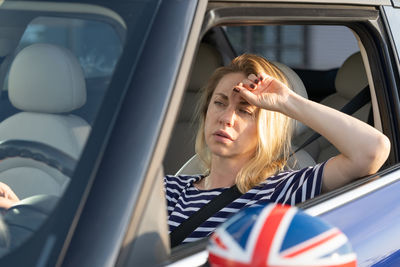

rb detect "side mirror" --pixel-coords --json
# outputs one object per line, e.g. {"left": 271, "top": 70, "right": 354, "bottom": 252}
{"left": 208, "top": 204, "right": 356, "bottom": 267}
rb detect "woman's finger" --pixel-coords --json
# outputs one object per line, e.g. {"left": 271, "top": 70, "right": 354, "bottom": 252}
{"left": 241, "top": 78, "right": 257, "bottom": 90}
{"left": 0, "top": 197, "right": 16, "bottom": 210}
{"left": 257, "top": 72, "right": 266, "bottom": 81}
{"left": 0, "top": 182, "right": 19, "bottom": 201}
{"left": 257, "top": 73, "right": 277, "bottom": 91}
{"left": 247, "top": 74, "right": 259, "bottom": 84}
{"left": 7, "top": 190, "right": 18, "bottom": 201}
{"left": 232, "top": 84, "right": 258, "bottom": 106}
{"left": 6, "top": 188, "right": 18, "bottom": 201}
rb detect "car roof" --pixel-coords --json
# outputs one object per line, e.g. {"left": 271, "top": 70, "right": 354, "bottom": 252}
{"left": 209, "top": 0, "right": 391, "bottom": 6}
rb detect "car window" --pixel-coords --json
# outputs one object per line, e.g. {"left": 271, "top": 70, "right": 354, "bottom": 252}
{"left": 18, "top": 17, "right": 122, "bottom": 79}
{"left": 0, "top": 2, "right": 126, "bottom": 259}
{"left": 2, "top": 16, "right": 123, "bottom": 124}
{"left": 225, "top": 25, "right": 359, "bottom": 70}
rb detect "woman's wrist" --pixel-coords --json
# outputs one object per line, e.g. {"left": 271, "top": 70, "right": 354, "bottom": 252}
{"left": 279, "top": 89, "right": 309, "bottom": 119}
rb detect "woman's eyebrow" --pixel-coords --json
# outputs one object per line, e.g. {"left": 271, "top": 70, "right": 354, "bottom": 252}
{"left": 215, "top": 93, "right": 228, "bottom": 100}
{"left": 215, "top": 93, "right": 253, "bottom": 107}
{"left": 239, "top": 100, "right": 257, "bottom": 110}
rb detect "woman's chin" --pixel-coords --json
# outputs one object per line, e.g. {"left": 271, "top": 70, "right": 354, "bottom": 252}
{"left": 209, "top": 147, "right": 235, "bottom": 158}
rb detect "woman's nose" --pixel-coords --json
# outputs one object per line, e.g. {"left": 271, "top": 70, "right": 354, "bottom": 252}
{"left": 219, "top": 108, "right": 236, "bottom": 126}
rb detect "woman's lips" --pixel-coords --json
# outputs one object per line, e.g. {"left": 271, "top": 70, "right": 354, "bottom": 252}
{"left": 213, "top": 130, "right": 234, "bottom": 143}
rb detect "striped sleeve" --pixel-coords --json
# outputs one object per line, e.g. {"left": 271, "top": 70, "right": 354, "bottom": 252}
{"left": 270, "top": 161, "right": 327, "bottom": 205}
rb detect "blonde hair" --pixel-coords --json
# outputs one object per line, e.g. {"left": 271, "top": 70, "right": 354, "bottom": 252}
{"left": 195, "top": 54, "right": 294, "bottom": 193}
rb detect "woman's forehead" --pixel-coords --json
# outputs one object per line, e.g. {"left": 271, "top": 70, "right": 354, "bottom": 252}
{"left": 215, "top": 72, "right": 246, "bottom": 92}
{"left": 213, "top": 72, "right": 251, "bottom": 105}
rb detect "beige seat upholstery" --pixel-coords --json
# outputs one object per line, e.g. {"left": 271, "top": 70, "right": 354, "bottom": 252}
{"left": 273, "top": 62, "right": 316, "bottom": 170}
{"left": 163, "top": 43, "right": 224, "bottom": 174}
{"left": 297, "top": 52, "right": 370, "bottom": 163}
{"left": 176, "top": 61, "right": 316, "bottom": 175}
{"left": 0, "top": 43, "right": 90, "bottom": 198}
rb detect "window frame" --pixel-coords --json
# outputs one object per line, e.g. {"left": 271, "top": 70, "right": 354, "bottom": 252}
{"left": 382, "top": 6, "right": 400, "bottom": 85}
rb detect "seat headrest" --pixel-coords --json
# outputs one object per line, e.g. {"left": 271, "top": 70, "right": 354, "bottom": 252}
{"left": 335, "top": 52, "right": 368, "bottom": 99}
{"left": 188, "top": 43, "right": 223, "bottom": 92}
{"left": 273, "top": 61, "right": 308, "bottom": 99}
{"left": 273, "top": 61, "right": 308, "bottom": 136}
{"left": 8, "top": 43, "right": 86, "bottom": 113}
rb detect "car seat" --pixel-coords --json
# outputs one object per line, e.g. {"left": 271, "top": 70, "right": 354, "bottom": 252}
{"left": 0, "top": 43, "right": 90, "bottom": 198}
{"left": 175, "top": 61, "right": 316, "bottom": 175}
{"left": 296, "top": 52, "right": 370, "bottom": 163}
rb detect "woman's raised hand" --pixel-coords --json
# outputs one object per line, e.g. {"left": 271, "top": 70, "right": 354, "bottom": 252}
{"left": 233, "top": 72, "right": 294, "bottom": 113}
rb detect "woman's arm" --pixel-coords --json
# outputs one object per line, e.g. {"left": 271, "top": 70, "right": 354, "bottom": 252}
{"left": 235, "top": 73, "right": 391, "bottom": 192}
{"left": 282, "top": 91, "right": 390, "bottom": 192}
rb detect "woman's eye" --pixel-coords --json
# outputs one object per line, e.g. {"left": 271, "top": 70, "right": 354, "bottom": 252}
{"left": 214, "top": 101, "right": 224, "bottom": 106}
{"left": 239, "top": 109, "right": 252, "bottom": 116}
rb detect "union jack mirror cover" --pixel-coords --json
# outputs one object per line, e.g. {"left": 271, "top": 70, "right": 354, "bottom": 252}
{"left": 208, "top": 204, "right": 356, "bottom": 267}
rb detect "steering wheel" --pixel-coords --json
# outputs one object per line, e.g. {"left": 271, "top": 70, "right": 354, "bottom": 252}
{"left": 0, "top": 140, "right": 76, "bottom": 177}
{"left": 0, "top": 140, "right": 77, "bottom": 251}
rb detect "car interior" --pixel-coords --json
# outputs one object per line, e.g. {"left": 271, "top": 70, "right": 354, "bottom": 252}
{"left": 0, "top": 23, "right": 120, "bottom": 197}
{"left": 0, "top": 43, "right": 90, "bottom": 198}
{"left": 0, "top": 3, "right": 125, "bottom": 255}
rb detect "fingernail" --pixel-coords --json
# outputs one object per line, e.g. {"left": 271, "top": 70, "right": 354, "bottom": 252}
{"left": 259, "top": 76, "right": 264, "bottom": 81}
{"left": 254, "top": 79, "right": 259, "bottom": 84}
{"left": 249, "top": 84, "right": 255, "bottom": 89}
{"left": 233, "top": 87, "right": 240, "bottom": 93}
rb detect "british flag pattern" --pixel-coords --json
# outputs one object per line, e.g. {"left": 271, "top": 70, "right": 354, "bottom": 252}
{"left": 208, "top": 204, "right": 357, "bottom": 267}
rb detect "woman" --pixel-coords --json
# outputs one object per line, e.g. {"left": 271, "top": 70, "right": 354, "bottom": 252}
{"left": 165, "top": 54, "right": 390, "bottom": 245}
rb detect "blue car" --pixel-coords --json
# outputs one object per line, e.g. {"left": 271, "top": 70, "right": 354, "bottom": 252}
{"left": 0, "top": 0, "right": 398, "bottom": 266}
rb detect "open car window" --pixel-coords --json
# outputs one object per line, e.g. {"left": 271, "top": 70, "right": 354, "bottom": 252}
{"left": 165, "top": 24, "right": 377, "bottom": 174}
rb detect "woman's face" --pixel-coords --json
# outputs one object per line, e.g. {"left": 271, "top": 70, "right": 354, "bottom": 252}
{"left": 204, "top": 72, "right": 258, "bottom": 161}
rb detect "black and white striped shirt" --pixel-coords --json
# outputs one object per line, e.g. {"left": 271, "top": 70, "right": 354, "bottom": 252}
{"left": 164, "top": 161, "right": 326, "bottom": 244}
